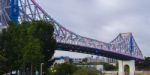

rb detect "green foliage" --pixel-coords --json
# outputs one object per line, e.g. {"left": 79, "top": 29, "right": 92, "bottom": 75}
{"left": 136, "top": 57, "right": 150, "bottom": 70}
{"left": 49, "top": 63, "right": 99, "bottom": 75}
{"left": 0, "top": 54, "right": 9, "bottom": 74}
{"left": 103, "top": 63, "right": 117, "bottom": 71}
{"left": 30, "top": 21, "right": 56, "bottom": 74}
{"left": 73, "top": 67, "right": 99, "bottom": 75}
{"left": 22, "top": 37, "right": 43, "bottom": 66}
{"left": 0, "top": 20, "right": 56, "bottom": 74}
{"left": 49, "top": 63, "right": 78, "bottom": 75}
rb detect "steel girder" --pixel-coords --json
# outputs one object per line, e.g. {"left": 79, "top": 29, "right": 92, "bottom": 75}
{"left": 0, "top": 0, "right": 10, "bottom": 26}
{"left": 111, "top": 33, "right": 143, "bottom": 59}
{"left": 0, "top": 0, "right": 144, "bottom": 60}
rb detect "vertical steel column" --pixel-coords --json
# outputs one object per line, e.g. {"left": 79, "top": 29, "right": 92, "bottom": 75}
{"left": 10, "top": 0, "right": 19, "bottom": 22}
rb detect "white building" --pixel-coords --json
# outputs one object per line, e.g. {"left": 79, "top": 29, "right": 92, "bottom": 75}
{"left": 72, "top": 58, "right": 83, "bottom": 63}
{"left": 86, "top": 56, "right": 104, "bottom": 63}
{"left": 102, "top": 57, "right": 117, "bottom": 63}
{"left": 54, "top": 58, "right": 65, "bottom": 64}
{"left": 77, "top": 64, "right": 104, "bottom": 71}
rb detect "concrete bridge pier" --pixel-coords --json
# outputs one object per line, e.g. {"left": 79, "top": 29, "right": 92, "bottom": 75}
{"left": 118, "top": 60, "right": 135, "bottom": 75}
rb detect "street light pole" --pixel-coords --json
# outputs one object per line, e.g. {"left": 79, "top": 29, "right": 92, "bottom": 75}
{"left": 40, "top": 63, "right": 44, "bottom": 75}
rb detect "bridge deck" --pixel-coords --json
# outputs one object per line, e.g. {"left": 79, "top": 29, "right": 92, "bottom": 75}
{"left": 56, "top": 43, "right": 143, "bottom": 61}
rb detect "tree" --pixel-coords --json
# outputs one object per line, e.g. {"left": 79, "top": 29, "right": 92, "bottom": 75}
{"left": 22, "top": 37, "right": 43, "bottom": 75}
{"left": 103, "top": 63, "right": 117, "bottom": 71}
{"left": 30, "top": 21, "right": 56, "bottom": 74}
{"left": 18, "top": 21, "right": 56, "bottom": 74}
{"left": 0, "top": 31, "right": 9, "bottom": 74}
{"left": 0, "top": 20, "right": 56, "bottom": 75}
{"left": 0, "top": 54, "right": 9, "bottom": 74}
{"left": 49, "top": 63, "right": 78, "bottom": 75}
{"left": 73, "top": 67, "right": 99, "bottom": 75}
{"left": 136, "top": 57, "right": 150, "bottom": 70}
{"left": 0, "top": 22, "right": 22, "bottom": 73}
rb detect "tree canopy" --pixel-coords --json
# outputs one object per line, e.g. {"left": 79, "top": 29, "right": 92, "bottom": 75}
{"left": 103, "top": 62, "right": 117, "bottom": 71}
{"left": 136, "top": 57, "right": 150, "bottom": 70}
{"left": 73, "top": 67, "right": 99, "bottom": 75}
{"left": 49, "top": 63, "right": 78, "bottom": 75}
{"left": 0, "top": 20, "right": 56, "bottom": 75}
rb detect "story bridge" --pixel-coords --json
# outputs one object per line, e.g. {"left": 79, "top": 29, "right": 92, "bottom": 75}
{"left": 0, "top": 0, "right": 143, "bottom": 61}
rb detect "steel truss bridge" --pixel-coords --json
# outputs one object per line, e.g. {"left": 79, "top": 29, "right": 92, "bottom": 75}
{"left": 0, "top": 0, "right": 144, "bottom": 61}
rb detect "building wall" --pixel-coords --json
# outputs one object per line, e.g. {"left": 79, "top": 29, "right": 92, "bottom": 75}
{"left": 54, "top": 59, "right": 65, "bottom": 64}
{"left": 77, "top": 65, "right": 104, "bottom": 71}
{"left": 72, "top": 58, "right": 83, "bottom": 63}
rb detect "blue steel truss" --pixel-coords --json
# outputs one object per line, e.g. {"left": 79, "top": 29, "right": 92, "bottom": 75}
{"left": 0, "top": 0, "right": 144, "bottom": 60}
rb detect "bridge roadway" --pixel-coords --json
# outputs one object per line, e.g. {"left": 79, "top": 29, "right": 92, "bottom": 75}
{"left": 57, "top": 42, "right": 142, "bottom": 61}
{"left": 0, "top": 0, "right": 144, "bottom": 61}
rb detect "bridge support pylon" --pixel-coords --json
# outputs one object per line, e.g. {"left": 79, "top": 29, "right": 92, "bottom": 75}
{"left": 118, "top": 60, "right": 135, "bottom": 75}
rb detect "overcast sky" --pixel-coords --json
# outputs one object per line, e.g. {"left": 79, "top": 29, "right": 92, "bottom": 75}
{"left": 36, "top": 0, "right": 150, "bottom": 57}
